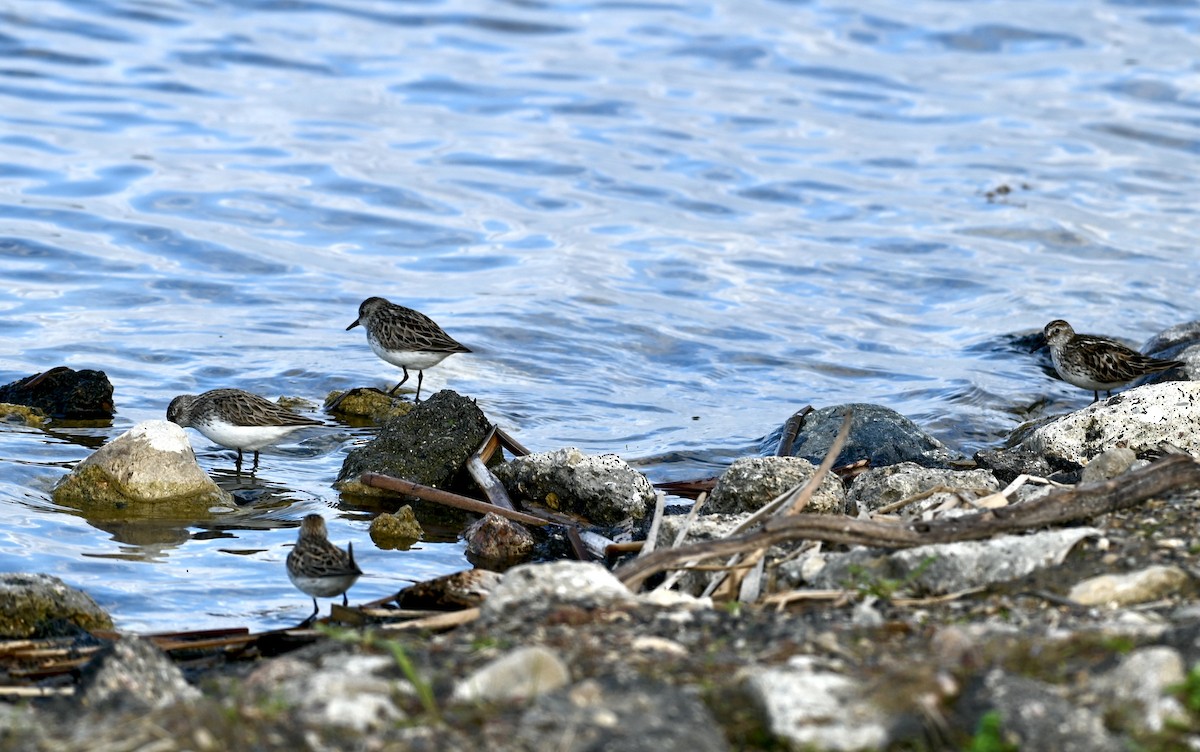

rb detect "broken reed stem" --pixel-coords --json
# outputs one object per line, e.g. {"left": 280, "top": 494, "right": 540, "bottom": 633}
{"left": 616, "top": 454, "right": 1200, "bottom": 591}
{"left": 359, "top": 473, "right": 550, "bottom": 527}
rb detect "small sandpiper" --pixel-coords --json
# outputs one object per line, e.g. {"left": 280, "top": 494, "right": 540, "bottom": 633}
{"left": 1042, "top": 319, "right": 1184, "bottom": 402}
{"left": 286, "top": 514, "right": 362, "bottom": 625}
{"left": 166, "top": 388, "right": 323, "bottom": 475}
{"left": 346, "top": 296, "right": 471, "bottom": 401}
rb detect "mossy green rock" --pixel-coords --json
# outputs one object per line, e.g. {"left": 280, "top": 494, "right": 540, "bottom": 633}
{"left": 0, "top": 573, "right": 112, "bottom": 637}
{"left": 369, "top": 506, "right": 423, "bottom": 549}
{"left": 53, "top": 420, "right": 233, "bottom": 519}
{"left": 335, "top": 390, "right": 490, "bottom": 497}
{"left": 325, "top": 387, "right": 412, "bottom": 424}
{"left": 0, "top": 402, "right": 46, "bottom": 427}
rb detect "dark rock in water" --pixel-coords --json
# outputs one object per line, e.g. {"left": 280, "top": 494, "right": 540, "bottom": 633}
{"left": 0, "top": 367, "right": 114, "bottom": 419}
{"left": 764, "top": 403, "right": 958, "bottom": 470}
{"left": 334, "top": 389, "right": 491, "bottom": 497}
{"left": 1141, "top": 320, "right": 1200, "bottom": 359}
{"left": 76, "top": 635, "right": 200, "bottom": 711}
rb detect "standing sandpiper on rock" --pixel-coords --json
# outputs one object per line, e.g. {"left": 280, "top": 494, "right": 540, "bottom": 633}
{"left": 1042, "top": 319, "right": 1184, "bottom": 402}
{"left": 166, "top": 388, "right": 323, "bottom": 475}
{"left": 346, "top": 296, "right": 471, "bottom": 401}
{"left": 286, "top": 514, "right": 362, "bottom": 625}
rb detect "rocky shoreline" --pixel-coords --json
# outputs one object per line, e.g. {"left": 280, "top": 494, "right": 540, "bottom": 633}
{"left": 3, "top": 327, "right": 1200, "bottom": 750}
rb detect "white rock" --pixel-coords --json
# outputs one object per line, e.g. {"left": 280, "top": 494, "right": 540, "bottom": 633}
{"left": 52, "top": 420, "right": 232, "bottom": 513}
{"left": 742, "top": 657, "right": 891, "bottom": 751}
{"left": 480, "top": 561, "right": 634, "bottom": 618}
{"left": 452, "top": 646, "right": 570, "bottom": 703}
{"left": 1028, "top": 382, "right": 1200, "bottom": 465}
{"left": 1068, "top": 565, "right": 1190, "bottom": 607}
{"left": 1096, "top": 647, "right": 1187, "bottom": 733}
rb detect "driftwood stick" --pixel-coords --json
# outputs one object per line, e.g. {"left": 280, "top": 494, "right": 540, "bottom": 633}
{"left": 775, "top": 406, "right": 813, "bottom": 457}
{"left": 360, "top": 472, "right": 550, "bottom": 527}
{"left": 467, "top": 427, "right": 516, "bottom": 510}
{"left": 617, "top": 454, "right": 1200, "bottom": 591}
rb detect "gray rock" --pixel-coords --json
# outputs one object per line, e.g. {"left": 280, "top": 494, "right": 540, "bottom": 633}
{"left": 973, "top": 444, "right": 1056, "bottom": 485}
{"left": 494, "top": 447, "right": 655, "bottom": 525}
{"left": 847, "top": 462, "right": 1000, "bottom": 515}
{"left": 1079, "top": 446, "right": 1137, "bottom": 484}
{"left": 1142, "top": 320, "right": 1200, "bottom": 359}
{"left": 52, "top": 420, "right": 233, "bottom": 516}
{"left": 1068, "top": 565, "right": 1190, "bottom": 607}
{"left": 707, "top": 456, "right": 844, "bottom": 515}
{"left": 77, "top": 635, "right": 200, "bottom": 711}
{"left": 245, "top": 651, "right": 404, "bottom": 732}
{"left": 335, "top": 389, "right": 491, "bottom": 497}
{"left": 765, "top": 403, "right": 959, "bottom": 469}
{"left": 956, "top": 670, "right": 1122, "bottom": 752}
{"left": 794, "top": 528, "right": 1100, "bottom": 595}
{"left": 742, "top": 656, "right": 893, "bottom": 751}
{"left": 1026, "top": 381, "right": 1200, "bottom": 467}
{"left": 480, "top": 561, "right": 634, "bottom": 620}
{"left": 1096, "top": 646, "right": 1187, "bottom": 733}
{"left": 517, "top": 677, "right": 731, "bottom": 752}
{"left": 0, "top": 573, "right": 112, "bottom": 638}
{"left": 452, "top": 646, "right": 570, "bottom": 703}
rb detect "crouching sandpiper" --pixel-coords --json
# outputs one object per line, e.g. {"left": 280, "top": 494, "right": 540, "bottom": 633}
{"left": 166, "top": 388, "right": 323, "bottom": 475}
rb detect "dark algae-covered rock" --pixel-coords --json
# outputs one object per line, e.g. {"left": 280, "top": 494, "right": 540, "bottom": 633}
{"left": 0, "top": 367, "right": 114, "bottom": 419}
{"left": 765, "top": 403, "right": 958, "bottom": 469}
{"left": 335, "top": 389, "right": 491, "bottom": 497}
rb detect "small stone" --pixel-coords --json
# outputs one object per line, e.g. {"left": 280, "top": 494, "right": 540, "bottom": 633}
{"left": 1068, "top": 565, "right": 1190, "bottom": 607}
{"left": 0, "top": 403, "right": 45, "bottom": 427}
{"left": 464, "top": 512, "right": 535, "bottom": 568}
{"left": 369, "top": 506, "right": 422, "bottom": 549}
{"left": 324, "top": 387, "right": 412, "bottom": 423}
{"left": 1080, "top": 446, "right": 1137, "bottom": 484}
{"left": 742, "top": 656, "right": 892, "bottom": 751}
{"left": 707, "top": 456, "right": 845, "bottom": 515}
{"left": 480, "top": 561, "right": 634, "bottom": 619}
{"left": 452, "top": 646, "right": 570, "bottom": 703}
{"left": 1097, "top": 647, "right": 1187, "bottom": 733}
{"left": 77, "top": 635, "right": 201, "bottom": 711}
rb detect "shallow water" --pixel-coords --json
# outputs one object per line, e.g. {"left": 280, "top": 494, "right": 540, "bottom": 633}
{"left": 0, "top": 0, "right": 1196, "bottom": 632}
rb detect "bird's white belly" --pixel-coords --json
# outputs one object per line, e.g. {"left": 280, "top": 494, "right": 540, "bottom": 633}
{"left": 1051, "top": 352, "right": 1123, "bottom": 391}
{"left": 288, "top": 572, "right": 359, "bottom": 598}
{"left": 194, "top": 420, "right": 308, "bottom": 451}
{"left": 368, "top": 337, "right": 450, "bottom": 370}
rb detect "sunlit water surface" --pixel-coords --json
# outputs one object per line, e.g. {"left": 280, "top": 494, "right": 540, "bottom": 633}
{"left": 0, "top": 0, "right": 1196, "bottom": 632}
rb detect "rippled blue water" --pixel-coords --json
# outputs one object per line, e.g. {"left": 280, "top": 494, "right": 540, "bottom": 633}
{"left": 0, "top": 0, "right": 1196, "bottom": 632}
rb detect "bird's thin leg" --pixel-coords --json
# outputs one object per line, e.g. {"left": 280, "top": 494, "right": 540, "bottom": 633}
{"left": 1092, "top": 391, "right": 1099, "bottom": 403}
{"left": 342, "top": 592, "right": 349, "bottom": 606}
{"left": 415, "top": 370, "right": 424, "bottom": 402}
{"left": 235, "top": 449, "right": 243, "bottom": 476}
{"left": 252, "top": 450, "right": 260, "bottom": 475}
{"left": 387, "top": 368, "right": 411, "bottom": 396}
{"left": 299, "top": 597, "right": 319, "bottom": 627}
